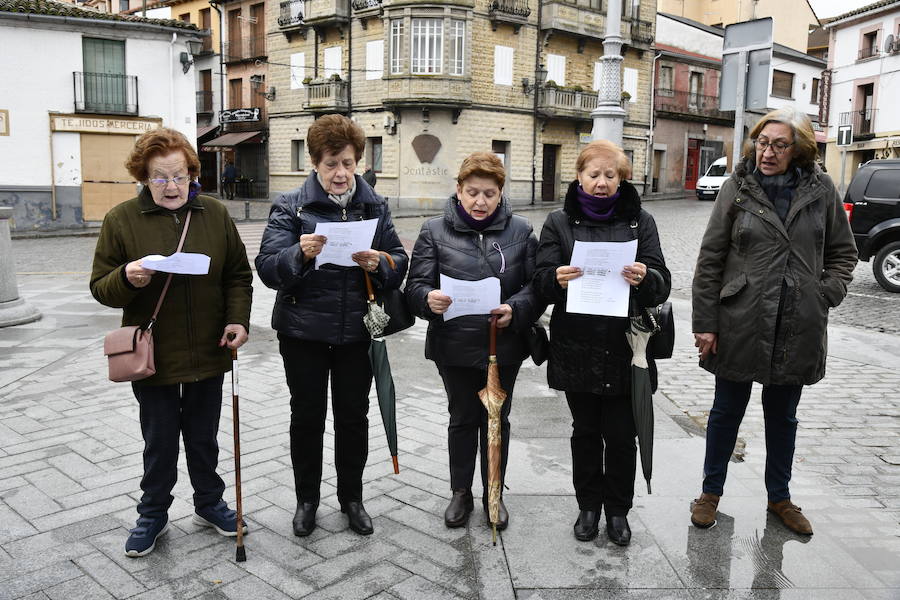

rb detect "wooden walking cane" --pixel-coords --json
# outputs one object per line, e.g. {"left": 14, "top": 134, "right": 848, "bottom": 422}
{"left": 228, "top": 333, "right": 246, "bottom": 562}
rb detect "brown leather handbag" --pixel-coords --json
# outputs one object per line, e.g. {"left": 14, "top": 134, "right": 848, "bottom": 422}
{"left": 104, "top": 210, "right": 192, "bottom": 382}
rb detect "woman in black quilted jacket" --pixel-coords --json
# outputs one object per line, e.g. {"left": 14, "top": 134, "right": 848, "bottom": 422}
{"left": 534, "top": 140, "right": 670, "bottom": 546}
{"left": 406, "top": 152, "right": 543, "bottom": 531}
{"left": 256, "top": 115, "right": 408, "bottom": 538}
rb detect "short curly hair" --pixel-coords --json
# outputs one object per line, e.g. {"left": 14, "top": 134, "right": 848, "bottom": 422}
{"left": 576, "top": 140, "right": 632, "bottom": 180}
{"left": 457, "top": 152, "right": 506, "bottom": 190}
{"left": 743, "top": 107, "right": 818, "bottom": 170}
{"left": 125, "top": 127, "right": 200, "bottom": 182}
{"left": 307, "top": 114, "right": 366, "bottom": 166}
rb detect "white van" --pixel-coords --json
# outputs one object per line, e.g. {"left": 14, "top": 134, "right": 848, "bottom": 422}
{"left": 695, "top": 157, "right": 729, "bottom": 200}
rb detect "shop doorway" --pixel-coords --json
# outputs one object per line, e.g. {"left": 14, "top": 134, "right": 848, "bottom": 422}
{"left": 81, "top": 133, "right": 137, "bottom": 221}
{"left": 685, "top": 138, "right": 700, "bottom": 190}
{"left": 541, "top": 144, "right": 560, "bottom": 202}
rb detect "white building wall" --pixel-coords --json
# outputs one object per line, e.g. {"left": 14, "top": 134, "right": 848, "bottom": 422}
{"left": 766, "top": 58, "right": 824, "bottom": 118}
{"left": 656, "top": 16, "right": 722, "bottom": 58}
{"left": 0, "top": 21, "right": 198, "bottom": 188}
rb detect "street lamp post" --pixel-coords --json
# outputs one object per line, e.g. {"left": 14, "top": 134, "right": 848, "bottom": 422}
{"left": 528, "top": 64, "right": 548, "bottom": 205}
{"left": 591, "top": 0, "right": 626, "bottom": 146}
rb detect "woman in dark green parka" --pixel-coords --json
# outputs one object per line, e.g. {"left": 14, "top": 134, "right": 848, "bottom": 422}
{"left": 91, "top": 128, "right": 252, "bottom": 558}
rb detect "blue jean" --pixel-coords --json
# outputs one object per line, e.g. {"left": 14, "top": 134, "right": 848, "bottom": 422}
{"left": 702, "top": 377, "right": 803, "bottom": 503}
{"left": 131, "top": 375, "right": 226, "bottom": 518}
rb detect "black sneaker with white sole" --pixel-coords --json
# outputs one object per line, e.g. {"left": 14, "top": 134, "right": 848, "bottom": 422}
{"left": 125, "top": 515, "right": 169, "bottom": 557}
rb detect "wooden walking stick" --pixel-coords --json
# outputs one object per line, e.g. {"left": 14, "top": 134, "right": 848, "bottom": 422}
{"left": 228, "top": 333, "right": 246, "bottom": 562}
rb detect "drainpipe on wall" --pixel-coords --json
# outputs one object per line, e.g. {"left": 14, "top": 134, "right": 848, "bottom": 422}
{"left": 48, "top": 128, "right": 57, "bottom": 221}
{"left": 530, "top": 0, "right": 543, "bottom": 205}
{"left": 170, "top": 33, "right": 177, "bottom": 127}
{"left": 645, "top": 51, "right": 661, "bottom": 196}
{"left": 346, "top": 0, "right": 352, "bottom": 113}
{"left": 210, "top": 0, "right": 226, "bottom": 197}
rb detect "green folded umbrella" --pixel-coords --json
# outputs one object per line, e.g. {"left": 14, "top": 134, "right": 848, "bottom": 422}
{"left": 626, "top": 319, "right": 654, "bottom": 494}
{"left": 369, "top": 338, "right": 399, "bottom": 474}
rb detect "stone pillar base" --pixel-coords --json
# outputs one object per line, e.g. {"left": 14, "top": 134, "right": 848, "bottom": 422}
{"left": 0, "top": 297, "right": 41, "bottom": 328}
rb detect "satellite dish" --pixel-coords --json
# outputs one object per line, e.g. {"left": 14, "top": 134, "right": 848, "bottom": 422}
{"left": 885, "top": 34, "right": 895, "bottom": 53}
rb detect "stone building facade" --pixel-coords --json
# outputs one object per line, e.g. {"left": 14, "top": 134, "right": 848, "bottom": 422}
{"left": 266, "top": 0, "right": 655, "bottom": 206}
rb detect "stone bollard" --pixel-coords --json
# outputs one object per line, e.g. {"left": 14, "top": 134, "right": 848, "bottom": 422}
{"left": 0, "top": 207, "right": 41, "bottom": 327}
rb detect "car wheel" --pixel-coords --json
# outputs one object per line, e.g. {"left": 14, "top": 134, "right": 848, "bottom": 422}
{"left": 873, "top": 241, "right": 900, "bottom": 293}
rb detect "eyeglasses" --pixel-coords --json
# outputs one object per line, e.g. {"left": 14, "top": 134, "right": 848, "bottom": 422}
{"left": 149, "top": 175, "right": 191, "bottom": 187}
{"left": 753, "top": 139, "right": 794, "bottom": 156}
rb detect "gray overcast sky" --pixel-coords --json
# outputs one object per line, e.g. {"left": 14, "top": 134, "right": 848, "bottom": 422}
{"left": 807, "top": 0, "right": 880, "bottom": 19}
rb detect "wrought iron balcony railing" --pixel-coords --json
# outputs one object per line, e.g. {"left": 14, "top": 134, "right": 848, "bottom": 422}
{"left": 858, "top": 46, "right": 878, "bottom": 60}
{"left": 840, "top": 108, "right": 878, "bottom": 136}
{"left": 489, "top": 0, "right": 531, "bottom": 17}
{"left": 654, "top": 89, "right": 733, "bottom": 121}
{"left": 73, "top": 72, "right": 138, "bottom": 115}
{"left": 223, "top": 36, "right": 266, "bottom": 61}
{"left": 351, "top": 0, "right": 380, "bottom": 10}
{"left": 278, "top": 0, "right": 303, "bottom": 27}
{"left": 196, "top": 91, "right": 213, "bottom": 113}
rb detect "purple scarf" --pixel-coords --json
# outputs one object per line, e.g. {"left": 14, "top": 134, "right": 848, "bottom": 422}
{"left": 455, "top": 199, "right": 499, "bottom": 231}
{"left": 576, "top": 185, "right": 619, "bottom": 221}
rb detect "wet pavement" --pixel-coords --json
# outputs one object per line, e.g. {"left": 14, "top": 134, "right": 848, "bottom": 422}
{"left": 1, "top": 199, "right": 899, "bottom": 599}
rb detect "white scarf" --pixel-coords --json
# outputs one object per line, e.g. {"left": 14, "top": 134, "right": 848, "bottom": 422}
{"left": 316, "top": 172, "right": 357, "bottom": 208}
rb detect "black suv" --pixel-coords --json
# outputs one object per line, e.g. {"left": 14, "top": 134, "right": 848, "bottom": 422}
{"left": 844, "top": 159, "right": 900, "bottom": 293}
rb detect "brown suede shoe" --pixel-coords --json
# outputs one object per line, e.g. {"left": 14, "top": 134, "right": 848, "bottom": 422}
{"left": 690, "top": 493, "right": 720, "bottom": 528}
{"left": 767, "top": 499, "right": 813, "bottom": 535}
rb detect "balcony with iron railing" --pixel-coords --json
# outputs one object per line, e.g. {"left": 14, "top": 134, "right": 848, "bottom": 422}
{"left": 654, "top": 89, "right": 734, "bottom": 123}
{"left": 840, "top": 108, "right": 878, "bottom": 138}
{"left": 278, "top": 0, "right": 304, "bottom": 28}
{"left": 629, "top": 19, "right": 653, "bottom": 45}
{"left": 303, "top": 80, "right": 349, "bottom": 112}
{"left": 196, "top": 90, "right": 213, "bottom": 113}
{"left": 489, "top": 0, "right": 530, "bottom": 31}
{"left": 351, "top": 0, "right": 381, "bottom": 11}
{"left": 73, "top": 72, "right": 138, "bottom": 115}
{"left": 198, "top": 30, "right": 214, "bottom": 55}
{"left": 858, "top": 45, "right": 878, "bottom": 60}
{"left": 537, "top": 87, "right": 598, "bottom": 119}
{"left": 224, "top": 36, "right": 266, "bottom": 62}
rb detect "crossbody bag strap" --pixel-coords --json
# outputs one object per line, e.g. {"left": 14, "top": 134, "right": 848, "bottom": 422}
{"left": 147, "top": 209, "right": 192, "bottom": 330}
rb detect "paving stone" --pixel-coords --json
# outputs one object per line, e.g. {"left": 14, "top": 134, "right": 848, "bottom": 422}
{"left": 74, "top": 551, "right": 146, "bottom": 599}
{"left": 44, "top": 574, "right": 115, "bottom": 600}
{"left": 0, "top": 560, "right": 82, "bottom": 599}
{"left": 303, "top": 562, "right": 412, "bottom": 600}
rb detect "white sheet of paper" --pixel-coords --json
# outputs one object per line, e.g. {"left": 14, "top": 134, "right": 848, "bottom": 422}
{"left": 140, "top": 252, "right": 211, "bottom": 275}
{"left": 440, "top": 274, "right": 501, "bottom": 321}
{"left": 566, "top": 239, "right": 637, "bottom": 317}
{"left": 313, "top": 218, "right": 379, "bottom": 269}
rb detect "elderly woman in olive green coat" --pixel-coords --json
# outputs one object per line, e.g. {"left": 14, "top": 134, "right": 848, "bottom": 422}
{"left": 689, "top": 107, "right": 856, "bottom": 536}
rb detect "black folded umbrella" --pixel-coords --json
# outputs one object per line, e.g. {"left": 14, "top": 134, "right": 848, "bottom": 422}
{"left": 627, "top": 320, "right": 654, "bottom": 494}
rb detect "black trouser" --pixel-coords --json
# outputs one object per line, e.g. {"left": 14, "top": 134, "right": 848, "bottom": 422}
{"left": 438, "top": 363, "right": 520, "bottom": 493}
{"left": 279, "top": 334, "right": 372, "bottom": 505}
{"left": 702, "top": 377, "right": 803, "bottom": 503}
{"left": 132, "top": 374, "right": 226, "bottom": 519}
{"left": 565, "top": 392, "right": 637, "bottom": 516}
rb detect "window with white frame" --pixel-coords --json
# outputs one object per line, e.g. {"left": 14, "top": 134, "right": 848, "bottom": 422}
{"left": 366, "top": 40, "right": 384, "bottom": 80}
{"left": 546, "top": 54, "right": 565, "bottom": 87}
{"left": 494, "top": 46, "right": 514, "bottom": 86}
{"left": 623, "top": 67, "right": 638, "bottom": 102}
{"left": 411, "top": 18, "right": 443, "bottom": 74}
{"left": 291, "top": 140, "right": 305, "bottom": 171}
{"left": 449, "top": 19, "right": 465, "bottom": 76}
{"left": 390, "top": 20, "right": 404, "bottom": 75}
{"left": 290, "top": 52, "right": 305, "bottom": 89}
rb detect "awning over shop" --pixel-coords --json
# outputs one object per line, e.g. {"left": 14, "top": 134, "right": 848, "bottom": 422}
{"left": 201, "top": 131, "right": 262, "bottom": 151}
{"left": 197, "top": 125, "right": 218, "bottom": 142}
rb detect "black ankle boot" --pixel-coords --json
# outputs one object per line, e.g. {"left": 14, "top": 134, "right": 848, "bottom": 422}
{"left": 292, "top": 501, "right": 318, "bottom": 537}
{"left": 444, "top": 489, "right": 474, "bottom": 528}
{"left": 342, "top": 501, "right": 374, "bottom": 535}
{"left": 573, "top": 509, "right": 600, "bottom": 541}
{"left": 606, "top": 514, "right": 631, "bottom": 546}
{"left": 483, "top": 496, "right": 509, "bottom": 531}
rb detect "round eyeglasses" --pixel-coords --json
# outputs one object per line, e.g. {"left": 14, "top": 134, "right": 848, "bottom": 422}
{"left": 149, "top": 175, "right": 191, "bottom": 187}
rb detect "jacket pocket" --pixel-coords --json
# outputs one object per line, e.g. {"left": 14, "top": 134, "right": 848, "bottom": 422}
{"left": 719, "top": 272, "right": 747, "bottom": 302}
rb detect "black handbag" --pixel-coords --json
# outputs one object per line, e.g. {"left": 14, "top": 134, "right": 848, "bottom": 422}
{"left": 526, "top": 322, "right": 550, "bottom": 365}
{"left": 642, "top": 301, "right": 674, "bottom": 360}
{"left": 380, "top": 286, "right": 415, "bottom": 336}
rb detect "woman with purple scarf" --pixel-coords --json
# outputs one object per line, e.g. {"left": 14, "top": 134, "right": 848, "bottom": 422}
{"left": 406, "top": 152, "right": 543, "bottom": 531}
{"left": 534, "top": 140, "right": 670, "bottom": 545}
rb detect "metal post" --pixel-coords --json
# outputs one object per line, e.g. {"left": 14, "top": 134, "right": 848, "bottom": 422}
{"left": 590, "top": 0, "right": 626, "bottom": 145}
{"left": 0, "top": 208, "right": 41, "bottom": 328}
{"left": 840, "top": 149, "right": 847, "bottom": 196}
{"left": 731, "top": 50, "right": 747, "bottom": 173}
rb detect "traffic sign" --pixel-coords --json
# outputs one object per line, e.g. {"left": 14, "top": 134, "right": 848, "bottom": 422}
{"left": 837, "top": 125, "right": 853, "bottom": 147}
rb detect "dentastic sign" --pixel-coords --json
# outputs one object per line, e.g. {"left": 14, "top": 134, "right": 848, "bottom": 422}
{"left": 50, "top": 115, "right": 160, "bottom": 134}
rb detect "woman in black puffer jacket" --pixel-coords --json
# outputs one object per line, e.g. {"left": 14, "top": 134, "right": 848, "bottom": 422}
{"left": 534, "top": 140, "right": 670, "bottom": 546}
{"left": 406, "top": 152, "right": 543, "bottom": 531}
{"left": 256, "top": 115, "right": 407, "bottom": 539}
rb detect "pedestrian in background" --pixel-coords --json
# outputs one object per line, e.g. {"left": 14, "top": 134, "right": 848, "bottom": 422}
{"left": 362, "top": 167, "right": 377, "bottom": 189}
{"left": 534, "top": 140, "right": 670, "bottom": 546}
{"left": 222, "top": 160, "right": 237, "bottom": 200}
{"left": 90, "top": 127, "right": 253, "bottom": 557}
{"left": 690, "top": 107, "right": 857, "bottom": 535}
{"left": 405, "top": 152, "right": 542, "bottom": 531}
{"left": 255, "top": 114, "right": 407, "bottom": 538}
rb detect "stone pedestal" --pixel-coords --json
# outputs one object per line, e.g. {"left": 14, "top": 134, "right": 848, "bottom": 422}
{"left": 0, "top": 207, "right": 41, "bottom": 327}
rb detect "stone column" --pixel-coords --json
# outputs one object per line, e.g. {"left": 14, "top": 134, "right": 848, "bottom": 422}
{"left": 590, "top": 0, "right": 626, "bottom": 146}
{"left": 0, "top": 207, "right": 41, "bottom": 327}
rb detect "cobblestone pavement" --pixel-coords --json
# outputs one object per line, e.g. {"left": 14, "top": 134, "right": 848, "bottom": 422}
{"left": 2, "top": 198, "right": 899, "bottom": 599}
